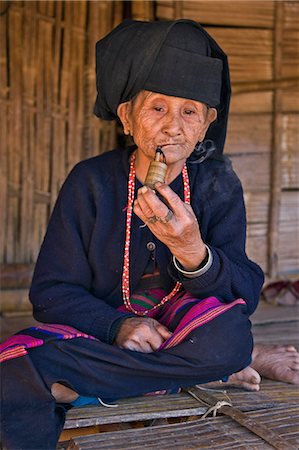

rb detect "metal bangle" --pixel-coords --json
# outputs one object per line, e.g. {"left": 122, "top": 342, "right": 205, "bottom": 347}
{"left": 173, "top": 245, "right": 213, "bottom": 278}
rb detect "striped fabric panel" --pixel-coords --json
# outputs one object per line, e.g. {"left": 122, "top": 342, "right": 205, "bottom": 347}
{"left": 0, "top": 335, "right": 44, "bottom": 363}
{"left": 29, "top": 324, "right": 97, "bottom": 340}
{"left": 158, "top": 291, "right": 206, "bottom": 327}
{"left": 0, "top": 324, "right": 97, "bottom": 364}
{"left": 118, "top": 290, "right": 246, "bottom": 351}
{"left": 160, "top": 298, "right": 246, "bottom": 350}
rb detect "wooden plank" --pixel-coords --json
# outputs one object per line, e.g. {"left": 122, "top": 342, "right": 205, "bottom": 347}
{"left": 156, "top": 1, "right": 275, "bottom": 28}
{"left": 253, "top": 320, "right": 299, "bottom": 347}
{"left": 252, "top": 302, "right": 299, "bottom": 325}
{"left": 0, "top": 263, "right": 34, "bottom": 289}
{"left": 267, "top": 1, "right": 285, "bottom": 278}
{"left": 226, "top": 114, "right": 272, "bottom": 154}
{"left": 0, "top": 314, "right": 38, "bottom": 342}
{"left": 65, "top": 393, "right": 207, "bottom": 429}
{"left": 0, "top": 101, "right": 8, "bottom": 264}
{"left": 0, "top": 0, "right": 8, "bottom": 263}
{"left": 0, "top": 289, "right": 32, "bottom": 314}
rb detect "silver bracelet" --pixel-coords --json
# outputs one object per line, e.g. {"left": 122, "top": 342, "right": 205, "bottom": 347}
{"left": 173, "top": 245, "right": 213, "bottom": 278}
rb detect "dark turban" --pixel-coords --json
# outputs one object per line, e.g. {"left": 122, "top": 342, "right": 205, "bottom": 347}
{"left": 94, "top": 19, "right": 231, "bottom": 156}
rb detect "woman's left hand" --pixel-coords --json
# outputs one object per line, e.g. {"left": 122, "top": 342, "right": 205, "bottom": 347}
{"left": 134, "top": 182, "right": 207, "bottom": 271}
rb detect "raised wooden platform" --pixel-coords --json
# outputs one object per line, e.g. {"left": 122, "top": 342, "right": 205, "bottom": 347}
{"left": 1, "top": 302, "right": 299, "bottom": 449}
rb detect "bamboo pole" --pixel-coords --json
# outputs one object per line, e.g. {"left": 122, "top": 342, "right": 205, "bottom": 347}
{"left": 267, "top": 1, "right": 284, "bottom": 278}
{"left": 174, "top": 1, "right": 183, "bottom": 19}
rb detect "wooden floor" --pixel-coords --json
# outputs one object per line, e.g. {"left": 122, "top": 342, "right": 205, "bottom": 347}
{"left": 1, "top": 301, "right": 299, "bottom": 449}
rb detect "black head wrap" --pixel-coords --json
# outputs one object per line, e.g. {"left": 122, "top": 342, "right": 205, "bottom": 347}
{"left": 94, "top": 19, "right": 231, "bottom": 156}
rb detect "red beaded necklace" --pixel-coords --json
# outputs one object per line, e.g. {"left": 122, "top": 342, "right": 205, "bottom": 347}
{"left": 122, "top": 152, "right": 191, "bottom": 316}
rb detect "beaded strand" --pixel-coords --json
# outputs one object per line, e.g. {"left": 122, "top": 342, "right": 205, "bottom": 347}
{"left": 122, "top": 152, "right": 191, "bottom": 316}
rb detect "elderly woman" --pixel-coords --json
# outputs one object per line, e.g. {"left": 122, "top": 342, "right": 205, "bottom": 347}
{"left": 2, "top": 19, "right": 298, "bottom": 450}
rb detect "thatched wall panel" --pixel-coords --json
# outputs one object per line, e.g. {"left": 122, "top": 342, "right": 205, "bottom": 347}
{"left": 281, "top": 30, "right": 299, "bottom": 79}
{"left": 244, "top": 192, "right": 270, "bottom": 225}
{"left": 283, "top": 1, "right": 299, "bottom": 30}
{"left": 278, "top": 193, "right": 299, "bottom": 273}
{"left": 226, "top": 114, "right": 272, "bottom": 154}
{"left": 281, "top": 114, "right": 299, "bottom": 189}
{"left": 206, "top": 27, "right": 273, "bottom": 83}
{"left": 229, "top": 154, "right": 270, "bottom": 192}
{"left": 246, "top": 225, "right": 268, "bottom": 271}
{"left": 1, "top": 1, "right": 120, "bottom": 264}
{"left": 157, "top": 1, "right": 275, "bottom": 27}
{"left": 281, "top": 88, "right": 299, "bottom": 112}
{"left": 230, "top": 92, "right": 273, "bottom": 115}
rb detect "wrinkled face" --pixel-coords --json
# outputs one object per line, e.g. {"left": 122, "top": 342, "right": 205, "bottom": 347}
{"left": 117, "top": 90, "right": 217, "bottom": 165}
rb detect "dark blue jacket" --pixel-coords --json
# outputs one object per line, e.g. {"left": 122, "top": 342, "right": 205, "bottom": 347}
{"left": 29, "top": 147, "right": 264, "bottom": 343}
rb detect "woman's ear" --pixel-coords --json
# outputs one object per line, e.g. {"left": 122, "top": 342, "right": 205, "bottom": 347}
{"left": 198, "top": 107, "right": 218, "bottom": 141}
{"left": 207, "top": 107, "right": 217, "bottom": 125}
{"left": 117, "top": 102, "right": 132, "bottom": 135}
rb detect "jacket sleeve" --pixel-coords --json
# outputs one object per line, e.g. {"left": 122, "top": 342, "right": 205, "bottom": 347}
{"left": 29, "top": 163, "right": 133, "bottom": 343}
{"left": 169, "top": 163, "right": 264, "bottom": 315}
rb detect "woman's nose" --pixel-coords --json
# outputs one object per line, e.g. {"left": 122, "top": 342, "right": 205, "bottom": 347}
{"left": 161, "top": 112, "right": 182, "bottom": 136}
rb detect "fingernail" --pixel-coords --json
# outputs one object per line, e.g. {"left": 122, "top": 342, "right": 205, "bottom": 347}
{"left": 140, "top": 186, "right": 148, "bottom": 194}
{"left": 155, "top": 182, "right": 162, "bottom": 188}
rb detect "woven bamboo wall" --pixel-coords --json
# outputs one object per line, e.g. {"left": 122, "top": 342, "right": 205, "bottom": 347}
{"left": 0, "top": 0, "right": 122, "bottom": 265}
{"left": 1, "top": 0, "right": 298, "bottom": 312}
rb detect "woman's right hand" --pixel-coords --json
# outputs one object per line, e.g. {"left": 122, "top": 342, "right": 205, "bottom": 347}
{"left": 114, "top": 317, "right": 172, "bottom": 353}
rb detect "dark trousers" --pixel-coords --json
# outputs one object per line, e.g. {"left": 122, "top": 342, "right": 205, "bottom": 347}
{"left": 1, "top": 304, "right": 252, "bottom": 450}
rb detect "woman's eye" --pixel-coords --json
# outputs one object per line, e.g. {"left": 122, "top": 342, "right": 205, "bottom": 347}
{"left": 154, "top": 106, "right": 164, "bottom": 112}
{"left": 184, "top": 109, "right": 195, "bottom": 115}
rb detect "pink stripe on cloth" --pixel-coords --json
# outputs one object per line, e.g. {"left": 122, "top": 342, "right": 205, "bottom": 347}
{"left": 0, "top": 348, "right": 28, "bottom": 363}
{"left": 0, "top": 324, "right": 97, "bottom": 364}
{"left": 0, "top": 335, "right": 44, "bottom": 353}
{"left": 158, "top": 293, "right": 221, "bottom": 329}
{"left": 160, "top": 298, "right": 246, "bottom": 350}
{"left": 0, "top": 335, "right": 44, "bottom": 363}
{"left": 31, "top": 323, "right": 96, "bottom": 340}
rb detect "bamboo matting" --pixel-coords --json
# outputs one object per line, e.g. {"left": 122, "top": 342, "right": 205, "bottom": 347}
{"left": 66, "top": 405, "right": 299, "bottom": 449}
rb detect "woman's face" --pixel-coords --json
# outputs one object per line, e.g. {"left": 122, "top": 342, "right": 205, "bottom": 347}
{"left": 118, "top": 90, "right": 217, "bottom": 166}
